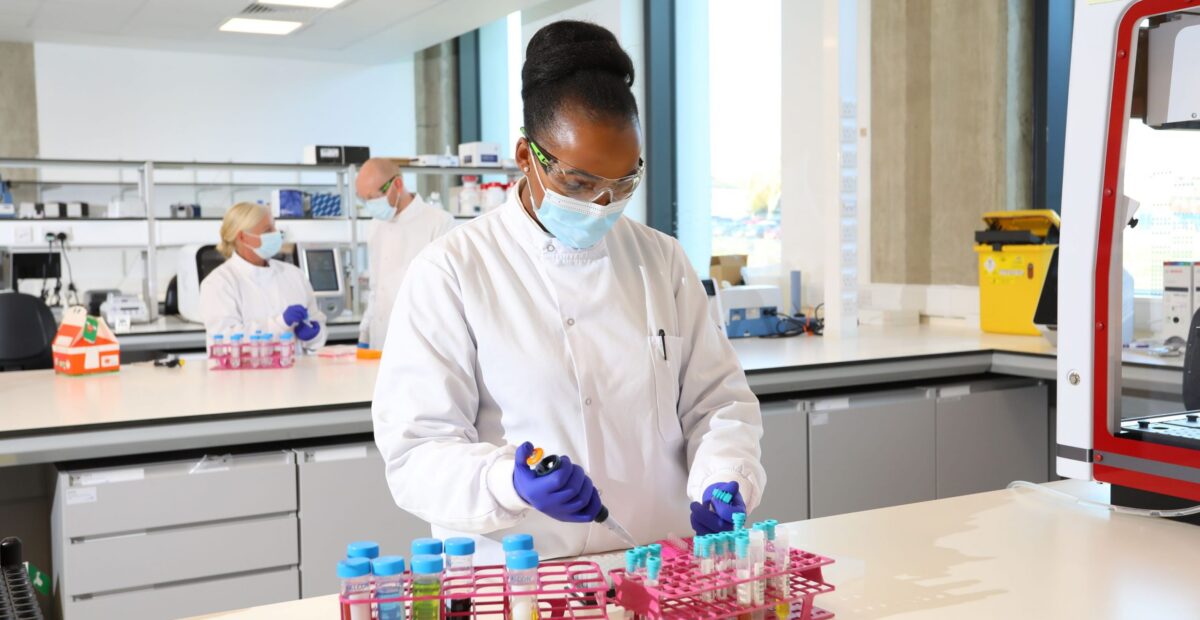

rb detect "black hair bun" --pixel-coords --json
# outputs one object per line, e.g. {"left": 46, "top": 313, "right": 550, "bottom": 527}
{"left": 522, "top": 20, "right": 635, "bottom": 94}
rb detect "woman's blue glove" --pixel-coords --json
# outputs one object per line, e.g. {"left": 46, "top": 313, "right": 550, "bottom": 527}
{"left": 294, "top": 321, "right": 321, "bottom": 342}
{"left": 282, "top": 304, "right": 308, "bottom": 327}
{"left": 513, "top": 442, "right": 602, "bottom": 523}
{"left": 690, "top": 481, "right": 746, "bottom": 535}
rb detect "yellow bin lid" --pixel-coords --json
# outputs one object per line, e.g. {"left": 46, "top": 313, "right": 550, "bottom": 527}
{"left": 979, "top": 209, "right": 1061, "bottom": 236}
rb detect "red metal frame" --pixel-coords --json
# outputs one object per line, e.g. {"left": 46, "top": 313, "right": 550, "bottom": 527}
{"left": 1092, "top": 0, "right": 1200, "bottom": 501}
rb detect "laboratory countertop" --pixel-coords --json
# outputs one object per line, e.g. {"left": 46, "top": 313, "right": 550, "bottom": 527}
{"left": 189, "top": 479, "right": 1200, "bottom": 620}
{"left": 0, "top": 323, "right": 1184, "bottom": 465}
{"left": 112, "top": 313, "right": 364, "bottom": 336}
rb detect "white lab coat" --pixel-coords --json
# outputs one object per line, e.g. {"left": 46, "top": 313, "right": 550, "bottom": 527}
{"left": 200, "top": 253, "right": 328, "bottom": 350}
{"left": 360, "top": 195, "right": 455, "bottom": 349}
{"left": 373, "top": 182, "right": 765, "bottom": 563}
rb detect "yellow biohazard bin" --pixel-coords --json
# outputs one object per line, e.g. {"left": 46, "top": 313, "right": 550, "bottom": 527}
{"left": 974, "top": 209, "right": 1060, "bottom": 336}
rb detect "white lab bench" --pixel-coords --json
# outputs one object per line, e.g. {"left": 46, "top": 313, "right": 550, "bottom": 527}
{"left": 111, "top": 314, "right": 364, "bottom": 352}
{"left": 0, "top": 323, "right": 1187, "bottom": 619}
{"left": 189, "top": 480, "right": 1200, "bottom": 620}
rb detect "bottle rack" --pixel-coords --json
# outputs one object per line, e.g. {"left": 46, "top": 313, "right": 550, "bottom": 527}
{"left": 1, "top": 538, "right": 45, "bottom": 620}
{"left": 338, "top": 560, "right": 608, "bottom": 619}
{"left": 610, "top": 538, "right": 835, "bottom": 620}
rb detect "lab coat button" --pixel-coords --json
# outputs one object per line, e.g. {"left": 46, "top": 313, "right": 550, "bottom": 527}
{"left": 585, "top": 397, "right": 593, "bottom": 406}
{"left": 566, "top": 318, "right": 575, "bottom": 326}
{"left": 544, "top": 243, "right": 555, "bottom": 252}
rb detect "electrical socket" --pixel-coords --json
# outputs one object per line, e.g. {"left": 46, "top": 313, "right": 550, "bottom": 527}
{"left": 40, "top": 226, "right": 71, "bottom": 243}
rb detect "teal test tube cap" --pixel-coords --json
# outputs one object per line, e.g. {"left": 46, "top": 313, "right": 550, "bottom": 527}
{"left": 648, "top": 543, "right": 662, "bottom": 559}
{"left": 735, "top": 535, "right": 749, "bottom": 558}
{"left": 732, "top": 512, "right": 747, "bottom": 531}
{"left": 647, "top": 556, "right": 662, "bottom": 581}
{"left": 625, "top": 549, "right": 639, "bottom": 573}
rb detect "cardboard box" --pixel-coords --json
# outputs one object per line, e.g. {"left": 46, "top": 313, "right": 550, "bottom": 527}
{"left": 458, "top": 142, "right": 501, "bottom": 167}
{"left": 710, "top": 255, "right": 748, "bottom": 287}
{"left": 52, "top": 306, "right": 120, "bottom": 376}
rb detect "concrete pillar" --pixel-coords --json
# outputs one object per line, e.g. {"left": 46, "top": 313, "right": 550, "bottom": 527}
{"left": 0, "top": 42, "right": 39, "bottom": 202}
{"left": 414, "top": 40, "right": 460, "bottom": 201}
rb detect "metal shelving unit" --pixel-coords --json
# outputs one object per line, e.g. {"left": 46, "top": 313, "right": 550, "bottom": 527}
{"left": 0, "top": 157, "right": 519, "bottom": 320}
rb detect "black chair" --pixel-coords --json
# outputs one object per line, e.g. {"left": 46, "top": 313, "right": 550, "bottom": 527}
{"left": 0, "top": 293, "right": 57, "bottom": 372}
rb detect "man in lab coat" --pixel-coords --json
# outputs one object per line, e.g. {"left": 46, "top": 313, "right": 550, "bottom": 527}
{"left": 372, "top": 21, "right": 764, "bottom": 562}
{"left": 356, "top": 157, "right": 454, "bottom": 350}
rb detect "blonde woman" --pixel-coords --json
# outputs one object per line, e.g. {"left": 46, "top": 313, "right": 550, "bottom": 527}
{"left": 200, "top": 202, "right": 326, "bottom": 350}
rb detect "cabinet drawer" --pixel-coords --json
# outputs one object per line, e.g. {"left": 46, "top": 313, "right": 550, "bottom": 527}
{"left": 67, "top": 566, "right": 298, "bottom": 620}
{"left": 65, "top": 513, "right": 297, "bottom": 595}
{"left": 57, "top": 451, "right": 296, "bottom": 538}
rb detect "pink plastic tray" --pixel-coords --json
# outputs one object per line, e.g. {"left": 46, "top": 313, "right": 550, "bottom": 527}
{"left": 337, "top": 560, "right": 607, "bottom": 619}
{"left": 610, "top": 538, "right": 835, "bottom": 620}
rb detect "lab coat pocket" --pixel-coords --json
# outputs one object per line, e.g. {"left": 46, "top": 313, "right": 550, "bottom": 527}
{"left": 649, "top": 334, "right": 685, "bottom": 444}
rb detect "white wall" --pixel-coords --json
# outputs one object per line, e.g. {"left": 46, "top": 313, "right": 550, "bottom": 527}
{"left": 21, "top": 43, "right": 417, "bottom": 301}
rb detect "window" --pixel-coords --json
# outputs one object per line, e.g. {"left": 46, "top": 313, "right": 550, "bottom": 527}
{"left": 1122, "top": 120, "right": 1200, "bottom": 296}
{"left": 677, "top": 0, "right": 781, "bottom": 272}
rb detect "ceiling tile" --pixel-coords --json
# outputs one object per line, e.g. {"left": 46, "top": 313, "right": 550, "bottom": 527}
{"left": 0, "top": 1, "right": 43, "bottom": 18}
{"left": 33, "top": 1, "right": 142, "bottom": 34}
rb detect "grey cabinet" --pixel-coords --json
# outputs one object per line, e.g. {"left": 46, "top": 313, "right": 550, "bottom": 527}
{"left": 807, "top": 389, "right": 936, "bottom": 518}
{"left": 756, "top": 400, "right": 808, "bottom": 522}
{"left": 295, "top": 442, "right": 431, "bottom": 597}
{"left": 933, "top": 379, "right": 1049, "bottom": 498}
{"left": 52, "top": 451, "right": 300, "bottom": 620}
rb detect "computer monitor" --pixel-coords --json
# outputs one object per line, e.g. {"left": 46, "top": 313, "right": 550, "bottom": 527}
{"left": 297, "top": 245, "right": 346, "bottom": 318}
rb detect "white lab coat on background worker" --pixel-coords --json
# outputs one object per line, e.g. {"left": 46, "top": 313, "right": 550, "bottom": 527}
{"left": 360, "top": 194, "right": 454, "bottom": 349}
{"left": 201, "top": 253, "right": 328, "bottom": 350}
{"left": 372, "top": 182, "right": 766, "bottom": 563}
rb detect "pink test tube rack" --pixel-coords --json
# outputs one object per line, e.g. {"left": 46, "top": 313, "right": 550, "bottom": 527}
{"left": 337, "top": 560, "right": 608, "bottom": 620}
{"left": 610, "top": 537, "right": 836, "bottom": 620}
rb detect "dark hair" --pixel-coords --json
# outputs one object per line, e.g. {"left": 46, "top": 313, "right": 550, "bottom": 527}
{"left": 521, "top": 20, "right": 638, "bottom": 140}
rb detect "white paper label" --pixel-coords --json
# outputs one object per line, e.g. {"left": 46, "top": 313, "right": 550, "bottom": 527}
{"left": 311, "top": 445, "right": 369, "bottom": 463}
{"left": 940, "top": 385, "right": 971, "bottom": 398}
{"left": 811, "top": 412, "right": 830, "bottom": 427}
{"left": 66, "top": 487, "right": 97, "bottom": 505}
{"left": 78, "top": 467, "right": 144, "bottom": 486}
{"left": 813, "top": 397, "right": 850, "bottom": 412}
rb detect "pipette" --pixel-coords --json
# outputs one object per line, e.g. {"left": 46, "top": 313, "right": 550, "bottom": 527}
{"left": 529, "top": 450, "right": 640, "bottom": 548}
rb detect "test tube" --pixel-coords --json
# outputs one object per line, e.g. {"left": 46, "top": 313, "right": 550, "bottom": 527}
{"left": 772, "top": 529, "right": 791, "bottom": 619}
{"left": 717, "top": 533, "right": 734, "bottom": 601}
{"left": 645, "top": 556, "right": 662, "bottom": 589}
{"left": 624, "top": 549, "right": 640, "bottom": 580}
{"left": 444, "top": 537, "right": 475, "bottom": 617}
{"left": 750, "top": 526, "right": 767, "bottom": 618}
{"left": 735, "top": 535, "right": 752, "bottom": 617}
{"left": 279, "top": 332, "right": 296, "bottom": 367}
{"left": 410, "top": 554, "right": 444, "bottom": 620}
{"left": 698, "top": 536, "right": 715, "bottom": 603}
{"left": 248, "top": 332, "right": 262, "bottom": 368}
{"left": 229, "top": 333, "right": 244, "bottom": 369}
{"left": 506, "top": 549, "right": 539, "bottom": 620}
{"left": 263, "top": 332, "right": 277, "bottom": 367}
{"left": 209, "top": 333, "right": 226, "bottom": 369}
{"left": 373, "top": 556, "right": 407, "bottom": 620}
{"left": 337, "top": 557, "right": 372, "bottom": 620}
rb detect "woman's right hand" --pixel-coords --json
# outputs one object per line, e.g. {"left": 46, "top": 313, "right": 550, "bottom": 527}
{"left": 282, "top": 304, "right": 308, "bottom": 327}
{"left": 513, "top": 442, "right": 602, "bottom": 523}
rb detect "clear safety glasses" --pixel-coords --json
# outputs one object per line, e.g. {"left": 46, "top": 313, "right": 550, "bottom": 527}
{"left": 522, "top": 128, "right": 645, "bottom": 203}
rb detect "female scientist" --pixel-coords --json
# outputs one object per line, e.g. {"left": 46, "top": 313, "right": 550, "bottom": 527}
{"left": 372, "top": 21, "right": 764, "bottom": 561}
{"left": 200, "top": 202, "right": 326, "bottom": 350}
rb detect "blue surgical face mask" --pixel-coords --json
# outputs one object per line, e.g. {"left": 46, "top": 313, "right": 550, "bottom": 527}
{"left": 529, "top": 157, "right": 629, "bottom": 249}
{"left": 249, "top": 230, "right": 283, "bottom": 260}
{"left": 364, "top": 196, "right": 396, "bottom": 220}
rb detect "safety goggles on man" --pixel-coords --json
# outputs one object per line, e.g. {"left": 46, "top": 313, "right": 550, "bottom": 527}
{"left": 377, "top": 175, "right": 399, "bottom": 196}
{"left": 522, "top": 128, "right": 644, "bottom": 203}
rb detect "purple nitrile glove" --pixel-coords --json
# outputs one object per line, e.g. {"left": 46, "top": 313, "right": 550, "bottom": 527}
{"left": 294, "top": 320, "right": 321, "bottom": 342}
{"left": 283, "top": 304, "right": 308, "bottom": 327}
{"left": 513, "top": 442, "right": 602, "bottom": 523}
{"left": 690, "top": 481, "right": 746, "bottom": 535}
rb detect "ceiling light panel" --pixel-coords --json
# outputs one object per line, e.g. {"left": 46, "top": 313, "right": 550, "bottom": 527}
{"left": 219, "top": 17, "right": 302, "bottom": 35}
{"left": 256, "top": 0, "right": 347, "bottom": 8}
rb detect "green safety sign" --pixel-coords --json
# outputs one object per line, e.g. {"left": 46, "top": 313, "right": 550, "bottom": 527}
{"left": 26, "top": 562, "right": 49, "bottom": 596}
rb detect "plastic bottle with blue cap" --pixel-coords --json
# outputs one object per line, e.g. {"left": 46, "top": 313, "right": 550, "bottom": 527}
{"left": 229, "top": 332, "right": 244, "bottom": 368}
{"left": 279, "top": 331, "right": 295, "bottom": 367}
{"left": 502, "top": 533, "right": 534, "bottom": 553}
{"left": 506, "top": 549, "right": 540, "bottom": 620}
{"left": 411, "top": 537, "right": 444, "bottom": 556}
{"left": 372, "top": 556, "right": 407, "bottom": 620}
{"left": 444, "top": 537, "right": 475, "bottom": 616}
{"left": 410, "top": 554, "right": 444, "bottom": 620}
{"left": 346, "top": 541, "right": 380, "bottom": 560}
{"left": 337, "top": 557, "right": 372, "bottom": 620}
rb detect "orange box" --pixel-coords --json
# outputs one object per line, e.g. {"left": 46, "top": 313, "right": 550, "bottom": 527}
{"left": 52, "top": 306, "right": 120, "bottom": 376}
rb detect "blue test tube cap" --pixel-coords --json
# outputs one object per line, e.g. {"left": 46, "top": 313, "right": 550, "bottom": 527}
{"left": 502, "top": 533, "right": 534, "bottom": 552}
{"left": 445, "top": 537, "right": 476, "bottom": 556}
{"left": 697, "top": 537, "right": 711, "bottom": 558}
{"left": 337, "top": 557, "right": 371, "bottom": 579}
{"left": 372, "top": 555, "right": 406, "bottom": 577}
{"left": 281, "top": 332, "right": 294, "bottom": 342}
{"left": 411, "top": 554, "right": 444, "bottom": 575}
{"left": 347, "top": 541, "right": 380, "bottom": 560}
{"left": 764, "top": 519, "right": 778, "bottom": 540}
{"left": 735, "top": 535, "right": 750, "bottom": 559}
{"left": 647, "top": 556, "right": 662, "bottom": 581}
{"left": 648, "top": 543, "right": 662, "bottom": 558}
{"left": 231, "top": 332, "right": 244, "bottom": 341}
{"left": 732, "top": 512, "right": 747, "bottom": 531}
{"left": 411, "top": 537, "right": 443, "bottom": 556}
{"left": 624, "top": 549, "right": 639, "bottom": 573}
{"left": 506, "top": 549, "right": 539, "bottom": 571}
